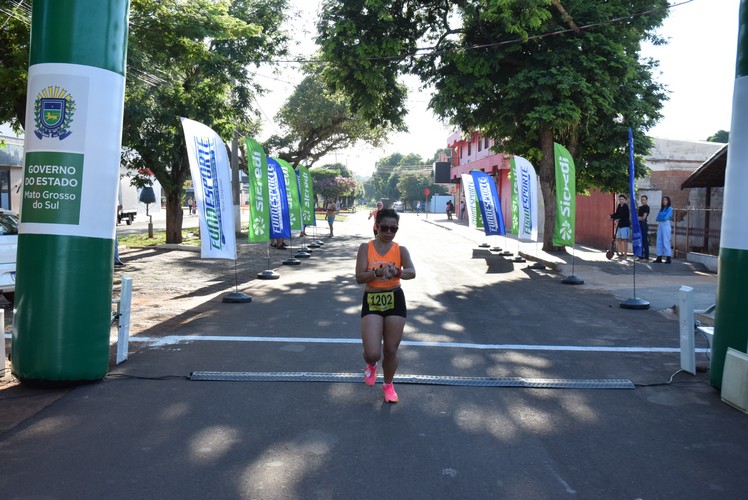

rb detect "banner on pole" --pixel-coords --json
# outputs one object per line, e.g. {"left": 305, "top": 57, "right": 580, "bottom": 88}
{"left": 461, "top": 174, "right": 481, "bottom": 229}
{"left": 296, "top": 164, "right": 316, "bottom": 227}
{"left": 510, "top": 162, "right": 519, "bottom": 234}
{"left": 181, "top": 117, "right": 236, "bottom": 260}
{"left": 471, "top": 170, "right": 505, "bottom": 236}
{"left": 552, "top": 143, "right": 576, "bottom": 247}
{"left": 512, "top": 156, "right": 539, "bottom": 242}
{"left": 245, "top": 137, "right": 270, "bottom": 243}
{"left": 267, "top": 158, "right": 291, "bottom": 239}
{"left": 628, "top": 128, "right": 643, "bottom": 257}
{"left": 275, "top": 158, "right": 302, "bottom": 231}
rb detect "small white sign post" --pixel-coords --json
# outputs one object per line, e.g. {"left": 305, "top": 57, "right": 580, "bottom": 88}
{"left": 679, "top": 285, "right": 696, "bottom": 375}
{"left": 116, "top": 276, "right": 132, "bottom": 365}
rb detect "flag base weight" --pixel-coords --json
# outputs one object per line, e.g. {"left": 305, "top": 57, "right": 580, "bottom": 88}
{"left": 491, "top": 247, "right": 502, "bottom": 252}
{"left": 512, "top": 256, "right": 526, "bottom": 263}
{"left": 222, "top": 292, "right": 252, "bottom": 303}
{"left": 308, "top": 243, "right": 320, "bottom": 249}
{"left": 562, "top": 275, "right": 584, "bottom": 285}
{"left": 294, "top": 251, "right": 311, "bottom": 259}
{"left": 479, "top": 243, "right": 490, "bottom": 248}
{"left": 257, "top": 270, "right": 280, "bottom": 280}
{"left": 620, "top": 297, "right": 650, "bottom": 310}
{"left": 500, "top": 251, "right": 512, "bottom": 257}
{"left": 528, "top": 262, "right": 545, "bottom": 269}
{"left": 283, "top": 258, "right": 301, "bottom": 266}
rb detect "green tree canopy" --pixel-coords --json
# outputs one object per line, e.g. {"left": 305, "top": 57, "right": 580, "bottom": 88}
{"left": 310, "top": 163, "right": 360, "bottom": 202}
{"left": 0, "top": 1, "right": 31, "bottom": 132}
{"left": 264, "top": 66, "right": 391, "bottom": 168}
{"left": 397, "top": 171, "right": 447, "bottom": 208}
{"left": 318, "top": 0, "right": 669, "bottom": 250}
{"left": 368, "top": 152, "right": 424, "bottom": 202}
{"left": 123, "top": 0, "right": 288, "bottom": 242}
{"left": 365, "top": 151, "right": 450, "bottom": 203}
{"left": 706, "top": 130, "right": 729, "bottom": 143}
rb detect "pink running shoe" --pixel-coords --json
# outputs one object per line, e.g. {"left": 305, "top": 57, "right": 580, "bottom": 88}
{"left": 383, "top": 382, "right": 398, "bottom": 403}
{"left": 364, "top": 363, "right": 377, "bottom": 386}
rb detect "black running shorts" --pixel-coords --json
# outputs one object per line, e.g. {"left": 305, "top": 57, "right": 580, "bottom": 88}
{"left": 361, "top": 287, "right": 407, "bottom": 318}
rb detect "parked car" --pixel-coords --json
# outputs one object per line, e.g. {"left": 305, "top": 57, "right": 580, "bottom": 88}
{"left": 0, "top": 209, "right": 18, "bottom": 303}
{"left": 392, "top": 201, "right": 405, "bottom": 212}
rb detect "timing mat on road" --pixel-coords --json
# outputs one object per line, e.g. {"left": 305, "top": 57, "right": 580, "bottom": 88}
{"left": 129, "top": 334, "right": 708, "bottom": 354}
{"left": 188, "top": 371, "right": 635, "bottom": 389}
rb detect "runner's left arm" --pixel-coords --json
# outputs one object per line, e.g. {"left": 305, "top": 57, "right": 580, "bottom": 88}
{"left": 395, "top": 246, "right": 416, "bottom": 280}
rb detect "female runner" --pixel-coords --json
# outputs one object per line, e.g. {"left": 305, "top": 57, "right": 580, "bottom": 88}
{"left": 355, "top": 208, "right": 416, "bottom": 403}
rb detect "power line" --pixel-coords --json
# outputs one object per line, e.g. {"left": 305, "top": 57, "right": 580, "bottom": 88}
{"left": 267, "top": 0, "right": 696, "bottom": 65}
{"left": 0, "top": 0, "right": 30, "bottom": 29}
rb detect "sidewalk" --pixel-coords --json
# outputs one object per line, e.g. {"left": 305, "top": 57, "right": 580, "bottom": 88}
{"left": 421, "top": 213, "right": 717, "bottom": 316}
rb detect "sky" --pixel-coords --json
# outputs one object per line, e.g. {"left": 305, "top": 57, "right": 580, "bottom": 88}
{"left": 254, "top": 0, "right": 740, "bottom": 177}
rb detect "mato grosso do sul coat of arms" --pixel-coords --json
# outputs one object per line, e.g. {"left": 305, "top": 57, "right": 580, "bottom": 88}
{"left": 34, "top": 85, "right": 76, "bottom": 140}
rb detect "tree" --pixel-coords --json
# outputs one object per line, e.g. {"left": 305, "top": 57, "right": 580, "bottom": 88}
{"left": 429, "top": 148, "right": 452, "bottom": 163}
{"left": 0, "top": 0, "right": 30, "bottom": 132}
{"left": 263, "top": 67, "right": 391, "bottom": 168}
{"left": 123, "top": 0, "right": 288, "bottom": 243}
{"left": 397, "top": 171, "right": 446, "bottom": 209}
{"left": 366, "top": 152, "right": 428, "bottom": 202}
{"left": 706, "top": 130, "right": 729, "bottom": 143}
{"left": 318, "top": 0, "right": 669, "bottom": 250}
{"left": 309, "top": 163, "right": 360, "bottom": 204}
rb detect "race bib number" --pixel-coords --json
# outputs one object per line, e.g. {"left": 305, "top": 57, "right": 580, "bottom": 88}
{"left": 367, "top": 291, "right": 394, "bottom": 312}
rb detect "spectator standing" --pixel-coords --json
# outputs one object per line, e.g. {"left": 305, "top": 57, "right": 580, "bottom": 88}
{"left": 654, "top": 196, "right": 673, "bottom": 264}
{"left": 114, "top": 234, "right": 125, "bottom": 267}
{"left": 460, "top": 200, "right": 466, "bottom": 220}
{"left": 609, "top": 194, "right": 630, "bottom": 260}
{"left": 326, "top": 200, "right": 338, "bottom": 237}
{"left": 637, "top": 195, "right": 650, "bottom": 262}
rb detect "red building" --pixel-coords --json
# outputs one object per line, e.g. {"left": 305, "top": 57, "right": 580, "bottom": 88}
{"left": 447, "top": 131, "right": 513, "bottom": 229}
{"left": 447, "top": 130, "right": 614, "bottom": 249}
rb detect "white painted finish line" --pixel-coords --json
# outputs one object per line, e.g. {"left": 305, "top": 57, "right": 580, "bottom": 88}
{"left": 129, "top": 334, "right": 708, "bottom": 353}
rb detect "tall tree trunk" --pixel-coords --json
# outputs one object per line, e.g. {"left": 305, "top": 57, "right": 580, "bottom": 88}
{"left": 15, "top": 95, "right": 26, "bottom": 130}
{"left": 165, "top": 189, "right": 184, "bottom": 244}
{"left": 538, "top": 126, "right": 563, "bottom": 252}
{"left": 164, "top": 146, "right": 189, "bottom": 244}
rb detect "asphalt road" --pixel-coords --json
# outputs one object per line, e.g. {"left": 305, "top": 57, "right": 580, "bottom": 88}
{"left": 1, "top": 210, "right": 745, "bottom": 500}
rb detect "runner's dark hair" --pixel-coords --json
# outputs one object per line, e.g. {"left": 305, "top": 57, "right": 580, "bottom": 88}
{"left": 375, "top": 208, "right": 399, "bottom": 224}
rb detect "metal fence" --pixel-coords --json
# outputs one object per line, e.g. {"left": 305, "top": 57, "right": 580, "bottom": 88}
{"left": 673, "top": 208, "right": 722, "bottom": 257}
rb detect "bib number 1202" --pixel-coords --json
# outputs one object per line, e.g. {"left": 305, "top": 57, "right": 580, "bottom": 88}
{"left": 367, "top": 291, "right": 394, "bottom": 312}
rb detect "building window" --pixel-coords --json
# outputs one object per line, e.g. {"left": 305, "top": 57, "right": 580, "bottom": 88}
{"left": 478, "top": 136, "right": 482, "bottom": 152}
{"left": 485, "top": 138, "right": 489, "bottom": 149}
{"left": 468, "top": 141, "right": 471, "bottom": 156}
